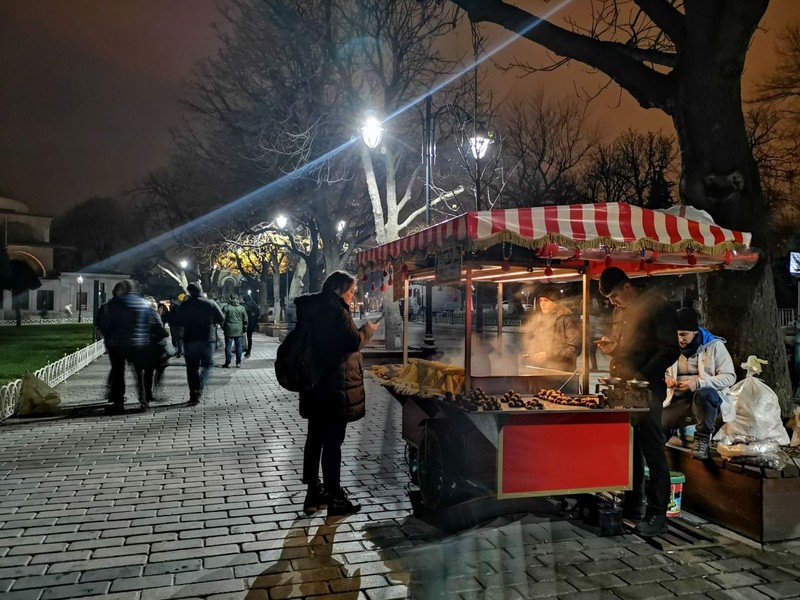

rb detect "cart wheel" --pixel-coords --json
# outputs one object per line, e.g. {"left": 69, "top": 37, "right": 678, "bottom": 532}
{"left": 405, "top": 444, "right": 419, "bottom": 486}
{"left": 418, "top": 421, "right": 453, "bottom": 510}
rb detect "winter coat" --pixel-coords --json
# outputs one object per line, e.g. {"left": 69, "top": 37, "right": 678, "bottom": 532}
{"left": 244, "top": 298, "right": 261, "bottom": 332}
{"left": 664, "top": 327, "right": 736, "bottom": 421}
{"left": 221, "top": 299, "right": 247, "bottom": 338}
{"left": 176, "top": 296, "right": 224, "bottom": 343}
{"left": 99, "top": 294, "right": 158, "bottom": 349}
{"left": 296, "top": 290, "right": 374, "bottom": 422}
{"left": 527, "top": 306, "right": 582, "bottom": 372}
{"left": 607, "top": 287, "right": 680, "bottom": 400}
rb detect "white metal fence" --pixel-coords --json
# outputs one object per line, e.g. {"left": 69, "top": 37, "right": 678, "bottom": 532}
{"left": 0, "top": 318, "right": 83, "bottom": 327}
{"left": 0, "top": 340, "right": 106, "bottom": 422}
{"left": 779, "top": 308, "right": 796, "bottom": 328}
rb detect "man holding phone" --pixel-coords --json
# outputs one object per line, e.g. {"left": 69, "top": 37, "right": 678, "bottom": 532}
{"left": 597, "top": 267, "right": 679, "bottom": 537}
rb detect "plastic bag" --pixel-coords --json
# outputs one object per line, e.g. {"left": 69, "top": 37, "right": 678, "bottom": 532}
{"left": 716, "top": 439, "right": 780, "bottom": 458}
{"left": 728, "top": 450, "right": 789, "bottom": 471}
{"left": 714, "top": 356, "right": 790, "bottom": 446}
{"left": 17, "top": 373, "right": 61, "bottom": 416}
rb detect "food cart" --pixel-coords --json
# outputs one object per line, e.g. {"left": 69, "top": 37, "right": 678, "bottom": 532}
{"left": 356, "top": 202, "right": 757, "bottom": 512}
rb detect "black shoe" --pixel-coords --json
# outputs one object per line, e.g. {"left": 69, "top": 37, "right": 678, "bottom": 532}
{"left": 303, "top": 482, "right": 329, "bottom": 516}
{"left": 236, "top": 363, "right": 241, "bottom": 368}
{"left": 621, "top": 499, "right": 646, "bottom": 521}
{"left": 105, "top": 404, "right": 125, "bottom": 415}
{"left": 327, "top": 489, "right": 361, "bottom": 516}
{"left": 140, "top": 398, "right": 150, "bottom": 409}
{"left": 692, "top": 434, "right": 710, "bottom": 460}
{"left": 635, "top": 514, "right": 668, "bottom": 537}
{"left": 221, "top": 364, "right": 230, "bottom": 369}
{"left": 244, "top": 353, "right": 251, "bottom": 358}
{"left": 188, "top": 392, "right": 201, "bottom": 405}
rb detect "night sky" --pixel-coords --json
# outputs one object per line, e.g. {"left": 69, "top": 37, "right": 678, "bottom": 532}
{"left": 0, "top": 0, "right": 796, "bottom": 216}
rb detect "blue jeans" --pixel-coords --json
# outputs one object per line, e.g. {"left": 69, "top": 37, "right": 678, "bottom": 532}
{"left": 662, "top": 387, "right": 724, "bottom": 437}
{"left": 184, "top": 341, "right": 215, "bottom": 397}
{"left": 224, "top": 336, "right": 243, "bottom": 366}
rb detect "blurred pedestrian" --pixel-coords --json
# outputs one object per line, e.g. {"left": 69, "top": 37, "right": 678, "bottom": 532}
{"left": 143, "top": 297, "right": 172, "bottom": 403}
{"left": 174, "top": 282, "right": 224, "bottom": 404}
{"left": 98, "top": 280, "right": 162, "bottom": 413}
{"left": 243, "top": 295, "right": 261, "bottom": 358}
{"left": 221, "top": 294, "right": 247, "bottom": 368}
{"left": 170, "top": 294, "right": 185, "bottom": 358}
{"left": 596, "top": 267, "right": 679, "bottom": 537}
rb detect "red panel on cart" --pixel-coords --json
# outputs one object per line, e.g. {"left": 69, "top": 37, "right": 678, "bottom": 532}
{"left": 499, "top": 412, "right": 632, "bottom": 497}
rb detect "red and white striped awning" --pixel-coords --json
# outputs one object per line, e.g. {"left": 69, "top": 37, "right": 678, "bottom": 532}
{"left": 355, "top": 203, "right": 753, "bottom": 268}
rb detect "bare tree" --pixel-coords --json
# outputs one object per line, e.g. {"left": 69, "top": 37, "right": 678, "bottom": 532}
{"left": 499, "top": 90, "right": 599, "bottom": 206}
{"left": 580, "top": 129, "right": 678, "bottom": 208}
{"left": 446, "top": 0, "right": 793, "bottom": 408}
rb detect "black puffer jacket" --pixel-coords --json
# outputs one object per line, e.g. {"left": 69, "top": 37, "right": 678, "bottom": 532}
{"left": 296, "top": 291, "right": 372, "bottom": 422}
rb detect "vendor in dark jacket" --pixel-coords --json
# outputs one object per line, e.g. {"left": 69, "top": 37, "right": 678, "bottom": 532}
{"left": 596, "top": 267, "right": 679, "bottom": 537}
{"left": 295, "top": 270, "right": 378, "bottom": 517}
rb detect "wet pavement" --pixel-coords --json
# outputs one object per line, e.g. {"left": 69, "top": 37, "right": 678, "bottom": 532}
{"left": 1, "top": 333, "right": 799, "bottom": 599}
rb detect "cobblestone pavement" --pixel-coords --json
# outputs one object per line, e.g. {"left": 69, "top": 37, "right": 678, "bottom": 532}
{"left": 1, "top": 335, "right": 800, "bottom": 600}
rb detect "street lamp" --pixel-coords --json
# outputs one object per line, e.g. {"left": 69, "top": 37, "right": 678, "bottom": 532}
{"left": 180, "top": 259, "right": 188, "bottom": 269}
{"left": 360, "top": 115, "right": 384, "bottom": 150}
{"left": 77, "top": 276, "right": 83, "bottom": 323}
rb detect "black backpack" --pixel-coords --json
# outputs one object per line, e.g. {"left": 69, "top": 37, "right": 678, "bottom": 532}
{"left": 275, "top": 324, "right": 322, "bottom": 392}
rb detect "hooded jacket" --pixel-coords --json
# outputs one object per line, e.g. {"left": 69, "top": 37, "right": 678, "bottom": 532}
{"left": 664, "top": 327, "right": 736, "bottom": 421}
{"left": 221, "top": 298, "right": 248, "bottom": 338}
{"left": 295, "top": 290, "right": 373, "bottom": 422}
{"left": 526, "top": 304, "right": 581, "bottom": 372}
{"left": 99, "top": 294, "right": 159, "bottom": 348}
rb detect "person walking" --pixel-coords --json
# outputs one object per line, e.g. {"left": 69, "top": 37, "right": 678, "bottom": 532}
{"left": 243, "top": 295, "right": 260, "bottom": 358}
{"left": 170, "top": 294, "right": 185, "bottom": 358}
{"left": 221, "top": 294, "right": 247, "bottom": 368}
{"left": 143, "top": 297, "right": 172, "bottom": 403}
{"left": 295, "top": 271, "right": 378, "bottom": 516}
{"left": 174, "top": 282, "right": 224, "bottom": 404}
{"left": 596, "top": 267, "right": 680, "bottom": 537}
{"left": 98, "top": 280, "right": 162, "bottom": 414}
{"left": 662, "top": 307, "right": 736, "bottom": 459}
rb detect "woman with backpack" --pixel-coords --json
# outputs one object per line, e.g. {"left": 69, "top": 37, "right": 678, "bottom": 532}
{"left": 293, "top": 271, "right": 379, "bottom": 516}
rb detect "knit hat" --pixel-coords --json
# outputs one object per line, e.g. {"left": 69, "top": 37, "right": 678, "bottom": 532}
{"left": 599, "top": 267, "right": 630, "bottom": 296}
{"left": 676, "top": 307, "right": 699, "bottom": 331}
{"left": 537, "top": 286, "right": 561, "bottom": 303}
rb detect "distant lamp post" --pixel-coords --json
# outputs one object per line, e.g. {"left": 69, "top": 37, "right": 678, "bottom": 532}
{"left": 468, "top": 128, "right": 493, "bottom": 160}
{"left": 77, "top": 276, "right": 83, "bottom": 323}
{"left": 180, "top": 259, "right": 188, "bottom": 270}
{"left": 275, "top": 215, "right": 288, "bottom": 229}
{"left": 360, "top": 115, "right": 385, "bottom": 150}
{"left": 179, "top": 260, "right": 189, "bottom": 290}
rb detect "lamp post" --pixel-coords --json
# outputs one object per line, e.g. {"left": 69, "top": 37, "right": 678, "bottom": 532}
{"left": 77, "top": 276, "right": 83, "bottom": 323}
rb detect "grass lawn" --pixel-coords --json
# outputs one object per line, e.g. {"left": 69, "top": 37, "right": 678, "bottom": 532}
{"left": 0, "top": 324, "right": 96, "bottom": 386}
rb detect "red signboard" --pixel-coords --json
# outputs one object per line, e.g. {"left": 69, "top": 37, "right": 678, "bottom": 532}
{"left": 498, "top": 412, "right": 632, "bottom": 497}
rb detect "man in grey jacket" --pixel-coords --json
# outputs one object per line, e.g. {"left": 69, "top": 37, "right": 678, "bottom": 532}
{"left": 662, "top": 307, "right": 736, "bottom": 460}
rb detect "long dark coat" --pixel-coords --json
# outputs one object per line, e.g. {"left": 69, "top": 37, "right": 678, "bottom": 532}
{"left": 296, "top": 291, "right": 371, "bottom": 422}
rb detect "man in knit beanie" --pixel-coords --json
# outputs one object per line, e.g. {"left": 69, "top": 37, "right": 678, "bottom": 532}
{"left": 662, "top": 307, "right": 736, "bottom": 460}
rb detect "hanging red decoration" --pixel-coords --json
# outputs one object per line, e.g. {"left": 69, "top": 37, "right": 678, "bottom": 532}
{"left": 401, "top": 264, "right": 409, "bottom": 278}
{"left": 388, "top": 276, "right": 393, "bottom": 285}
{"left": 380, "top": 283, "right": 387, "bottom": 292}
{"left": 501, "top": 259, "right": 511, "bottom": 272}
{"left": 574, "top": 248, "right": 581, "bottom": 260}
{"left": 652, "top": 250, "right": 659, "bottom": 261}
{"left": 639, "top": 249, "right": 646, "bottom": 271}
{"left": 362, "top": 274, "right": 369, "bottom": 282}
{"left": 723, "top": 250, "right": 732, "bottom": 265}
{"left": 688, "top": 254, "right": 697, "bottom": 266}
{"left": 544, "top": 256, "right": 553, "bottom": 277}
{"left": 370, "top": 282, "right": 375, "bottom": 292}
{"left": 604, "top": 254, "right": 613, "bottom": 267}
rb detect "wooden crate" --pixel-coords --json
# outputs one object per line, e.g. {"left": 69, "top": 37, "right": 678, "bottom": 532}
{"left": 666, "top": 443, "right": 800, "bottom": 543}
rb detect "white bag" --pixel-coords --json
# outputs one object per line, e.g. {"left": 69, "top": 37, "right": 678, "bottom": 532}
{"left": 715, "top": 356, "right": 789, "bottom": 446}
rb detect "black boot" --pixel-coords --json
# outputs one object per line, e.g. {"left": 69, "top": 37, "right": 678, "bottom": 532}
{"left": 634, "top": 513, "right": 668, "bottom": 537}
{"left": 327, "top": 488, "right": 361, "bottom": 516}
{"left": 302, "top": 482, "right": 328, "bottom": 516}
{"left": 691, "top": 434, "right": 710, "bottom": 460}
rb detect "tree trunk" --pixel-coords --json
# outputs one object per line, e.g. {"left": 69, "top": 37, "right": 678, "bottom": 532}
{"left": 291, "top": 260, "right": 306, "bottom": 300}
{"left": 669, "top": 7, "right": 793, "bottom": 413}
{"left": 259, "top": 277, "right": 269, "bottom": 321}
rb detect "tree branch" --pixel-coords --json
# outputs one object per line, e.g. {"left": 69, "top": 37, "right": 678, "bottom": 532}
{"left": 632, "top": 0, "right": 685, "bottom": 44}
{"left": 449, "top": 0, "right": 672, "bottom": 110}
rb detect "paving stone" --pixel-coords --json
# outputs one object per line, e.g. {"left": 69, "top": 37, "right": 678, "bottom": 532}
{"left": 110, "top": 574, "right": 174, "bottom": 592}
{"left": 48, "top": 555, "right": 149, "bottom": 574}
{"left": 0, "top": 589, "right": 46, "bottom": 600}
{"left": 754, "top": 580, "right": 800, "bottom": 599}
{"left": 143, "top": 559, "right": 203, "bottom": 576}
{"left": 565, "top": 573, "right": 627, "bottom": 591}
{"left": 618, "top": 568, "right": 676, "bottom": 585}
{"left": 558, "top": 592, "right": 621, "bottom": 600}
{"left": 11, "top": 572, "right": 82, "bottom": 591}
{"left": 80, "top": 566, "right": 145, "bottom": 582}
{"left": 40, "top": 581, "right": 111, "bottom": 599}
{"left": 708, "top": 572, "right": 765, "bottom": 589}
{"left": 708, "top": 558, "right": 764, "bottom": 573}
{"left": 750, "top": 566, "right": 800, "bottom": 583}
{"left": 707, "top": 589, "right": 773, "bottom": 600}
{"left": 613, "top": 584, "right": 676, "bottom": 599}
